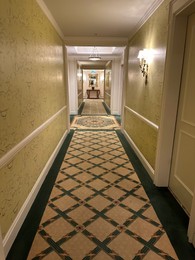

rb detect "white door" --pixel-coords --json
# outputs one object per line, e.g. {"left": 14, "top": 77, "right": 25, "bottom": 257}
{"left": 169, "top": 13, "right": 195, "bottom": 215}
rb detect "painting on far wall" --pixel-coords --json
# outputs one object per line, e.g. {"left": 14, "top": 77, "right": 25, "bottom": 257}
{"left": 89, "top": 74, "right": 98, "bottom": 88}
{"left": 83, "top": 70, "right": 105, "bottom": 99}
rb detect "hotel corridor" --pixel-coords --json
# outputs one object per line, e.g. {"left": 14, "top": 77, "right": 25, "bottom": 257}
{"left": 2, "top": 1, "right": 195, "bottom": 259}
{"left": 6, "top": 100, "right": 194, "bottom": 259}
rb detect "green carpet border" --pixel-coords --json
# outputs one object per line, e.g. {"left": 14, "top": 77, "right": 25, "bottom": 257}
{"left": 78, "top": 100, "right": 110, "bottom": 116}
{"left": 102, "top": 101, "right": 111, "bottom": 115}
{"left": 116, "top": 130, "right": 195, "bottom": 260}
{"left": 78, "top": 102, "right": 85, "bottom": 115}
{"left": 6, "top": 130, "right": 74, "bottom": 260}
{"left": 6, "top": 129, "right": 195, "bottom": 260}
{"left": 69, "top": 114, "right": 75, "bottom": 124}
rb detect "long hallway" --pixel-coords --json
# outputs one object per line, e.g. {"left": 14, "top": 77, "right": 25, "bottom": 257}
{"left": 7, "top": 101, "right": 195, "bottom": 259}
{"left": 1, "top": 1, "right": 195, "bottom": 259}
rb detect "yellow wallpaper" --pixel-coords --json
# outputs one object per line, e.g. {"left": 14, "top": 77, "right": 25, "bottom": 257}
{"left": 105, "top": 93, "right": 111, "bottom": 109}
{"left": 0, "top": 110, "right": 67, "bottom": 238}
{"left": 0, "top": 0, "right": 67, "bottom": 237}
{"left": 77, "top": 65, "right": 83, "bottom": 108}
{"left": 105, "top": 62, "right": 112, "bottom": 109}
{"left": 124, "top": 0, "right": 171, "bottom": 168}
{"left": 124, "top": 109, "right": 158, "bottom": 168}
{"left": 0, "top": 0, "right": 67, "bottom": 157}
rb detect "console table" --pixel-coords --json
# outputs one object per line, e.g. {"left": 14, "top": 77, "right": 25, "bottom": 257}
{"left": 86, "top": 89, "right": 100, "bottom": 99}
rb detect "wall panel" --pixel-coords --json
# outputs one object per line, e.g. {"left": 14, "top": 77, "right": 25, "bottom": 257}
{"left": 0, "top": 0, "right": 67, "bottom": 239}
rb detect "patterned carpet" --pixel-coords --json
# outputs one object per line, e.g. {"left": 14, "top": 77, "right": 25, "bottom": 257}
{"left": 27, "top": 131, "right": 178, "bottom": 259}
{"left": 71, "top": 116, "right": 120, "bottom": 130}
{"left": 81, "top": 100, "right": 107, "bottom": 115}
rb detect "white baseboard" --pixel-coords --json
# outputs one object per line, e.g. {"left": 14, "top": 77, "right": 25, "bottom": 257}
{"left": 112, "top": 111, "right": 120, "bottom": 116}
{"left": 0, "top": 106, "right": 67, "bottom": 170}
{"left": 122, "top": 129, "right": 154, "bottom": 179}
{"left": 3, "top": 130, "right": 68, "bottom": 257}
{"left": 70, "top": 111, "right": 78, "bottom": 115}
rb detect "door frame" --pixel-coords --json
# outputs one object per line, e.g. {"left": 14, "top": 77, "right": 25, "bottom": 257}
{"left": 154, "top": 0, "right": 195, "bottom": 243}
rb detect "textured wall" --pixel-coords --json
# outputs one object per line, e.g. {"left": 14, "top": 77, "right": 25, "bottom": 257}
{"left": 77, "top": 64, "right": 83, "bottom": 108}
{"left": 124, "top": 0, "right": 170, "bottom": 169}
{"left": 0, "top": 0, "right": 67, "bottom": 238}
{"left": 105, "top": 62, "right": 112, "bottom": 109}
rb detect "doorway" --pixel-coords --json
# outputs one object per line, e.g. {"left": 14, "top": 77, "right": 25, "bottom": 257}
{"left": 169, "top": 12, "right": 195, "bottom": 215}
{"left": 83, "top": 69, "right": 105, "bottom": 100}
{"left": 154, "top": 0, "right": 195, "bottom": 245}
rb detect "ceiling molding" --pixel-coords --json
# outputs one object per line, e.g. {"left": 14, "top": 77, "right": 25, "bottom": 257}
{"left": 64, "top": 36, "right": 128, "bottom": 47}
{"left": 36, "top": 0, "right": 65, "bottom": 40}
{"left": 36, "top": 0, "right": 162, "bottom": 48}
{"left": 68, "top": 55, "right": 122, "bottom": 61}
{"left": 80, "top": 65, "right": 107, "bottom": 69}
{"left": 128, "top": 0, "right": 164, "bottom": 40}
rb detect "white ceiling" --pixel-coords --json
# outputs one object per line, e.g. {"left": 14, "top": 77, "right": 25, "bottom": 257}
{"left": 39, "top": 0, "right": 162, "bottom": 64}
{"left": 42, "top": 0, "right": 161, "bottom": 39}
{"left": 67, "top": 46, "right": 124, "bottom": 56}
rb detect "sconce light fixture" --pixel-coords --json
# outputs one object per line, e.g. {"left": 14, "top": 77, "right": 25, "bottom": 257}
{"left": 89, "top": 47, "right": 101, "bottom": 61}
{"left": 137, "top": 49, "right": 154, "bottom": 83}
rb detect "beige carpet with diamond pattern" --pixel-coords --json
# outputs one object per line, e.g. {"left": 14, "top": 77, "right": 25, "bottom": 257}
{"left": 27, "top": 131, "right": 178, "bottom": 259}
{"left": 81, "top": 100, "right": 107, "bottom": 115}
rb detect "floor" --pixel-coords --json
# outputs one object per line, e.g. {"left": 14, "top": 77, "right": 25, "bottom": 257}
{"left": 7, "top": 100, "right": 195, "bottom": 259}
{"left": 81, "top": 99, "right": 107, "bottom": 116}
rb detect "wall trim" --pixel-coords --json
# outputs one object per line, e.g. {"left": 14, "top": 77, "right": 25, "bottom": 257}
{"left": 154, "top": 0, "right": 195, "bottom": 187}
{"left": 70, "top": 111, "right": 78, "bottom": 115}
{"left": 125, "top": 106, "right": 159, "bottom": 130}
{"left": 3, "top": 130, "right": 68, "bottom": 256}
{"left": 0, "top": 106, "right": 67, "bottom": 170}
{"left": 36, "top": 0, "right": 65, "bottom": 40}
{"left": 122, "top": 129, "right": 154, "bottom": 179}
{"left": 112, "top": 111, "right": 121, "bottom": 116}
{"left": 151, "top": 0, "right": 195, "bottom": 244}
{"left": 64, "top": 36, "right": 128, "bottom": 46}
{"left": 129, "top": 0, "right": 164, "bottom": 40}
{"left": 105, "top": 92, "right": 111, "bottom": 97}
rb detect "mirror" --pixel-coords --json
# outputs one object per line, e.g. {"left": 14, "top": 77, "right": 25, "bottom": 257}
{"left": 89, "top": 74, "right": 98, "bottom": 89}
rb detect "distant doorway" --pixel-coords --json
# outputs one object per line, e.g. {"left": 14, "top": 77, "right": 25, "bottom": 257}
{"left": 83, "top": 70, "right": 105, "bottom": 100}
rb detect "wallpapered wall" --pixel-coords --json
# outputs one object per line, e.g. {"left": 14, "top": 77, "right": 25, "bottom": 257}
{"left": 77, "top": 64, "right": 83, "bottom": 109}
{"left": 124, "top": 0, "right": 171, "bottom": 169}
{"left": 104, "top": 61, "right": 112, "bottom": 109}
{"left": 0, "top": 0, "right": 67, "bottom": 238}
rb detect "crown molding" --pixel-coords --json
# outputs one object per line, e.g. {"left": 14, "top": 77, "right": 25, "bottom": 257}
{"left": 129, "top": 0, "right": 164, "bottom": 40}
{"left": 36, "top": 0, "right": 65, "bottom": 40}
{"left": 64, "top": 36, "right": 128, "bottom": 47}
{"left": 67, "top": 54, "right": 122, "bottom": 61}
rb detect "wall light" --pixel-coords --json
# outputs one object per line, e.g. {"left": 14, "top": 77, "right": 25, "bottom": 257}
{"left": 137, "top": 49, "right": 154, "bottom": 83}
{"left": 77, "top": 72, "right": 82, "bottom": 78}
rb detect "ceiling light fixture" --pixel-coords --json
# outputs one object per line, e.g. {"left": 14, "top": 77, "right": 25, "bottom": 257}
{"left": 89, "top": 46, "right": 101, "bottom": 61}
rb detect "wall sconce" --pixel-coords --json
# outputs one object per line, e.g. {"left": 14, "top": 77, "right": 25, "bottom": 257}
{"left": 137, "top": 49, "right": 154, "bottom": 83}
{"left": 77, "top": 72, "right": 82, "bottom": 78}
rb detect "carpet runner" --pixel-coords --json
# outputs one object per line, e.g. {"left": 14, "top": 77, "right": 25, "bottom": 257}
{"left": 71, "top": 116, "right": 120, "bottom": 130}
{"left": 81, "top": 100, "right": 107, "bottom": 115}
{"left": 27, "top": 131, "right": 178, "bottom": 259}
